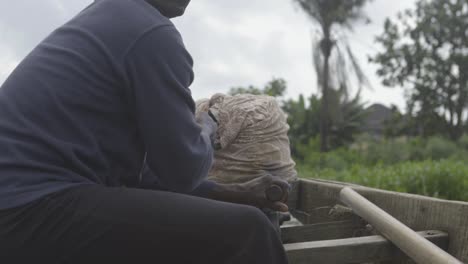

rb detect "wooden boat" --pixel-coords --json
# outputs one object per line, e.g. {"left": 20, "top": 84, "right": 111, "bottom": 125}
{"left": 281, "top": 178, "right": 468, "bottom": 263}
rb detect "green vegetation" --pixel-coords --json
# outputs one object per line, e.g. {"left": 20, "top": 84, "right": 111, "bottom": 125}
{"left": 371, "top": 0, "right": 468, "bottom": 140}
{"left": 229, "top": 0, "right": 468, "bottom": 202}
{"left": 230, "top": 77, "right": 468, "bottom": 201}
{"left": 296, "top": 135, "right": 468, "bottom": 201}
{"left": 286, "top": 0, "right": 468, "bottom": 201}
{"left": 228, "top": 78, "right": 287, "bottom": 98}
{"left": 293, "top": 0, "right": 373, "bottom": 152}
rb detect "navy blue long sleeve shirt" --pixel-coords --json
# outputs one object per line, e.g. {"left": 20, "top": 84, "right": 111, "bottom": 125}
{"left": 0, "top": 0, "right": 213, "bottom": 210}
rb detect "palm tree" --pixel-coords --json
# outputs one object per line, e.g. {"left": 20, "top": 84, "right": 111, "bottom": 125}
{"left": 293, "top": 0, "right": 372, "bottom": 152}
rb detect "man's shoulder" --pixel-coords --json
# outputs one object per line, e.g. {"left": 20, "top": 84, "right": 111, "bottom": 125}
{"left": 87, "top": 0, "right": 173, "bottom": 29}
{"left": 67, "top": 0, "right": 175, "bottom": 57}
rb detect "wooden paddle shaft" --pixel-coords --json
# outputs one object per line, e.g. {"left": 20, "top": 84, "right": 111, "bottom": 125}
{"left": 339, "top": 187, "right": 463, "bottom": 264}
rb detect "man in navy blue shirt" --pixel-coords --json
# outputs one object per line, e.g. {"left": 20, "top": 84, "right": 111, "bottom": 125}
{"left": 0, "top": 0, "right": 289, "bottom": 263}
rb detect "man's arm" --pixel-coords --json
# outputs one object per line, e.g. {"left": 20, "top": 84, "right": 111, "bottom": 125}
{"left": 139, "top": 165, "right": 290, "bottom": 212}
{"left": 192, "top": 177, "right": 290, "bottom": 212}
{"left": 124, "top": 24, "right": 213, "bottom": 193}
{"left": 125, "top": 24, "right": 290, "bottom": 212}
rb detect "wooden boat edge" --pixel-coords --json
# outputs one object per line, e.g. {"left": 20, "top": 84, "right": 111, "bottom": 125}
{"left": 289, "top": 178, "right": 468, "bottom": 262}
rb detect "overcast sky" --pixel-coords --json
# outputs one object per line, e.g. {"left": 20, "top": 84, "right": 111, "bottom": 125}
{"left": 0, "top": 0, "right": 418, "bottom": 110}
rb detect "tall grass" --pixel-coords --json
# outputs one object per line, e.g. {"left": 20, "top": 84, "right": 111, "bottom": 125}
{"left": 295, "top": 135, "right": 468, "bottom": 201}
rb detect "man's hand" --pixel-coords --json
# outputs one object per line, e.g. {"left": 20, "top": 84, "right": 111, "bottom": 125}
{"left": 201, "top": 175, "right": 291, "bottom": 212}
{"left": 237, "top": 175, "right": 290, "bottom": 212}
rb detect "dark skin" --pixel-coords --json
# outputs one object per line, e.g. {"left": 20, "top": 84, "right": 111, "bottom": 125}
{"left": 146, "top": 0, "right": 191, "bottom": 18}
{"left": 205, "top": 175, "right": 290, "bottom": 212}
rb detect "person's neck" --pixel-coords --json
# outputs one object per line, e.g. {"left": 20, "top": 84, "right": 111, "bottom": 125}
{"left": 143, "top": 0, "right": 184, "bottom": 18}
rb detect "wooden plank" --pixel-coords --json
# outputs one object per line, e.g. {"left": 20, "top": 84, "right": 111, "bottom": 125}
{"left": 291, "top": 206, "right": 362, "bottom": 225}
{"left": 340, "top": 187, "right": 462, "bottom": 264}
{"left": 285, "top": 230, "right": 449, "bottom": 264}
{"left": 281, "top": 220, "right": 367, "bottom": 243}
{"left": 286, "top": 179, "right": 300, "bottom": 211}
{"left": 296, "top": 178, "right": 468, "bottom": 262}
{"left": 290, "top": 209, "right": 310, "bottom": 224}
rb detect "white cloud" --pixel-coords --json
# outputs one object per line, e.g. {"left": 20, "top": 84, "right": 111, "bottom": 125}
{"left": 173, "top": 0, "right": 418, "bottom": 110}
{"left": 48, "top": 0, "right": 69, "bottom": 17}
{"left": 0, "top": 54, "right": 18, "bottom": 82}
{"left": 0, "top": 0, "right": 419, "bottom": 111}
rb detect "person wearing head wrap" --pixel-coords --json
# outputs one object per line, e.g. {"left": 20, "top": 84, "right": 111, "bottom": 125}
{"left": 0, "top": 1, "right": 289, "bottom": 263}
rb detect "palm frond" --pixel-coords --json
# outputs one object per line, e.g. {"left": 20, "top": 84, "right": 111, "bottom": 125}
{"left": 312, "top": 33, "right": 324, "bottom": 91}
{"left": 346, "top": 44, "right": 372, "bottom": 92}
{"left": 294, "top": 0, "right": 372, "bottom": 31}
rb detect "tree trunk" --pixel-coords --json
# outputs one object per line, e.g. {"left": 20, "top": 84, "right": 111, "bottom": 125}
{"left": 455, "top": 71, "right": 468, "bottom": 140}
{"left": 320, "top": 36, "right": 332, "bottom": 153}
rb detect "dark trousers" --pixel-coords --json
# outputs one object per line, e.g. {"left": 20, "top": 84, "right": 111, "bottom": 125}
{"left": 0, "top": 185, "right": 288, "bottom": 264}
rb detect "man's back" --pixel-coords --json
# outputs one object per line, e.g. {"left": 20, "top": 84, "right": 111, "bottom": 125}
{"left": 0, "top": 0, "right": 208, "bottom": 210}
{"left": 0, "top": 2, "right": 290, "bottom": 262}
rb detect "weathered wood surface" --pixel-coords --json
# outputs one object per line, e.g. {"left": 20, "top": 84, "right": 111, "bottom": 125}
{"left": 281, "top": 220, "right": 367, "bottom": 243}
{"left": 340, "top": 187, "right": 462, "bottom": 264}
{"left": 291, "top": 206, "right": 363, "bottom": 225}
{"left": 287, "top": 179, "right": 300, "bottom": 210}
{"left": 285, "top": 230, "right": 449, "bottom": 264}
{"left": 295, "top": 178, "right": 468, "bottom": 263}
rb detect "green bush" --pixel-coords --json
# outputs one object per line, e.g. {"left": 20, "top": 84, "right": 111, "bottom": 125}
{"left": 458, "top": 134, "right": 468, "bottom": 151}
{"left": 424, "top": 136, "right": 458, "bottom": 160}
{"left": 407, "top": 137, "right": 427, "bottom": 161}
{"left": 294, "top": 135, "right": 468, "bottom": 201}
{"left": 300, "top": 147, "right": 363, "bottom": 172}
{"left": 334, "top": 136, "right": 462, "bottom": 166}
{"left": 362, "top": 139, "right": 410, "bottom": 165}
{"left": 298, "top": 160, "right": 468, "bottom": 201}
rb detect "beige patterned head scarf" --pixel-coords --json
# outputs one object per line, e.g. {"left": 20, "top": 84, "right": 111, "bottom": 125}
{"left": 196, "top": 93, "right": 297, "bottom": 184}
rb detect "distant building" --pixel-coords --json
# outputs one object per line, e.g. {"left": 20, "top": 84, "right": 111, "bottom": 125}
{"left": 362, "top": 104, "right": 393, "bottom": 138}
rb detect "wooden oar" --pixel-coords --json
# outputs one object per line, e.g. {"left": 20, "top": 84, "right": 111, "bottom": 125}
{"left": 339, "top": 187, "right": 463, "bottom": 264}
